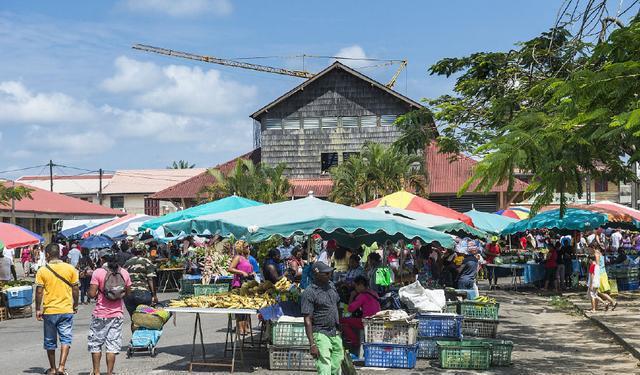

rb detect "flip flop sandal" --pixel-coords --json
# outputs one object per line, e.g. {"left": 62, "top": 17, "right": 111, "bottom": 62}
{"left": 612, "top": 302, "right": 618, "bottom": 311}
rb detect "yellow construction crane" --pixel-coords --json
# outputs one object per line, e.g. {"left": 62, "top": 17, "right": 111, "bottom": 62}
{"left": 132, "top": 44, "right": 407, "bottom": 89}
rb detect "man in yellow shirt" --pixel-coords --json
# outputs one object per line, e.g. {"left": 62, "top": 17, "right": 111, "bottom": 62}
{"left": 35, "top": 243, "right": 80, "bottom": 375}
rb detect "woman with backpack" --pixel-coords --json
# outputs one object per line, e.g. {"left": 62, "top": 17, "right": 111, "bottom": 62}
{"left": 339, "top": 275, "right": 381, "bottom": 352}
{"left": 88, "top": 249, "right": 132, "bottom": 375}
{"left": 77, "top": 249, "right": 96, "bottom": 304}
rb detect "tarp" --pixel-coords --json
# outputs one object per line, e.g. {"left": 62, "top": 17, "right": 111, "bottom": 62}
{"left": 501, "top": 208, "right": 608, "bottom": 235}
{"left": 60, "top": 219, "right": 112, "bottom": 240}
{"left": 357, "top": 191, "right": 474, "bottom": 226}
{"left": 164, "top": 196, "right": 455, "bottom": 248}
{"left": 100, "top": 215, "right": 153, "bottom": 239}
{"left": 0, "top": 222, "right": 43, "bottom": 248}
{"left": 465, "top": 209, "right": 519, "bottom": 235}
{"left": 140, "top": 196, "right": 263, "bottom": 231}
{"left": 81, "top": 215, "right": 137, "bottom": 238}
{"left": 365, "top": 206, "right": 487, "bottom": 238}
{"left": 80, "top": 234, "right": 114, "bottom": 249}
{"left": 60, "top": 218, "right": 114, "bottom": 232}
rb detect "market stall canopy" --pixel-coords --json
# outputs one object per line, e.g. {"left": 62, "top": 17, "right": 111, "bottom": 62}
{"left": 496, "top": 207, "right": 530, "bottom": 220}
{"left": 365, "top": 206, "right": 488, "bottom": 238}
{"left": 59, "top": 219, "right": 112, "bottom": 240}
{"left": 501, "top": 208, "right": 608, "bottom": 235}
{"left": 80, "top": 234, "right": 114, "bottom": 249}
{"left": 591, "top": 201, "right": 640, "bottom": 221}
{"left": 0, "top": 222, "right": 44, "bottom": 248}
{"left": 465, "top": 209, "right": 519, "bottom": 235}
{"left": 561, "top": 204, "right": 639, "bottom": 229}
{"left": 81, "top": 214, "right": 138, "bottom": 238}
{"left": 100, "top": 214, "right": 153, "bottom": 239}
{"left": 164, "top": 195, "right": 455, "bottom": 248}
{"left": 140, "top": 196, "right": 263, "bottom": 231}
{"left": 357, "top": 191, "right": 474, "bottom": 226}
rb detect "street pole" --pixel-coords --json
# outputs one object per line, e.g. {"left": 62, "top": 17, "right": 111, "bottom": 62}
{"left": 585, "top": 175, "right": 592, "bottom": 205}
{"left": 98, "top": 168, "right": 103, "bottom": 205}
{"left": 632, "top": 162, "right": 639, "bottom": 209}
{"left": 49, "top": 159, "right": 54, "bottom": 192}
{"left": 10, "top": 180, "right": 16, "bottom": 224}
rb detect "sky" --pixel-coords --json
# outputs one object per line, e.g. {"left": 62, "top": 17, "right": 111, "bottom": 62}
{"left": 0, "top": 1, "right": 565, "bottom": 179}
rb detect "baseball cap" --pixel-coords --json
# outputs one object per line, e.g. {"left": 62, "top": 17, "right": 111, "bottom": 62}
{"left": 312, "top": 261, "right": 333, "bottom": 274}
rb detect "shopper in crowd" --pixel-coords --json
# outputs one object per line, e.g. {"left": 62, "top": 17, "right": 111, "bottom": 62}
{"left": 67, "top": 244, "right": 82, "bottom": 268}
{"left": 587, "top": 254, "right": 606, "bottom": 312}
{"left": 593, "top": 245, "right": 618, "bottom": 310}
{"left": 331, "top": 246, "right": 350, "bottom": 283}
{"left": 35, "top": 243, "right": 80, "bottom": 375}
{"left": 301, "top": 262, "right": 343, "bottom": 375}
{"left": 124, "top": 245, "right": 157, "bottom": 332}
{"left": 340, "top": 275, "right": 381, "bottom": 352}
{"left": 484, "top": 236, "right": 501, "bottom": 288}
{"left": 543, "top": 242, "right": 559, "bottom": 292}
{"left": 88, "top": 250, "right": 132, "bottom": 375}
{"left": 456, "top": 244, "right": 478, "bottom": 291}
{"left": 0, "top": 245, "right": 16, "bottom": 281}
{"left": 20, "top": 246, "right": 31, "bottom": 276}
{"left": 115, "top": 245, "right": 133, "bottom": 267}
{"left": 263, "top": 248, "right": 285, "bottom": 284}
{"left": 277, "top": 236, "right": 295, "bottom": 260}
{"left": 554, "top": 242, "right": 567, "bottom": 290}
{"left": 365, "top": 252, "right": 385, "bottom": 294}
{"left": 317, "top": 239, "right": 337, "bottom": 266}
{"left": 344, "top": 254, "right": 365, "bottom": 285}
{"left": 77, "top": 249, "right": 96, "bottom": 305}
{"left": 247, "top": 246, "right": 261, "bottom": 280}
{"left": 287, "top": 246, "right": 306, "bottom": 282}
{"left": 228, "top": 240, "right": 254, "bottom": 335}
{"left": 561, "top": 240, "right": 574, "bottom": 287}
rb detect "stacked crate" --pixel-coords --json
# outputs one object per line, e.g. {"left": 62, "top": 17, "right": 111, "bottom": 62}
{"left": 607, "top": 264, "right": 640, "bottom": 291}
{"left": 415, "top": 313, "right": 463, "bottom": 359}
{"left": 362, "top": 318, "right": 419, "bottom": 369}
{"left": 457, "top": 301, "right": 500, "bottom": 339}
{"left": 268, "top": 320, "right": 315, "bottom": 371}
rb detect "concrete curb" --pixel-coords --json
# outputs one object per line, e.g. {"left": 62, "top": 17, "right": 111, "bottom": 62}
{"left": 566, "top": 297, "right": 640, "bottom": 362}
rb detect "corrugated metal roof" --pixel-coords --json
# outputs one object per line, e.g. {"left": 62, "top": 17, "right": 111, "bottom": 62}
{"left": 102, "top": 168, "right": 206, "bottom": 195}
{"left": 289, "top": 178, "right": 333, "bottom": 198}
{"left": 0, "top": 183, "right": 124, "bottom": 216}
{"left": 17, "top": 175, "right": 113, "bottom": 195}
{"left": 425, "top": 142, "right": 528, "bottom": 194}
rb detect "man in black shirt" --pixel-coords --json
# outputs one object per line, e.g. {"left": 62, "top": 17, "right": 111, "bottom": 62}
{"left": 301, "top": 262, "right": 343, "bottom": 375}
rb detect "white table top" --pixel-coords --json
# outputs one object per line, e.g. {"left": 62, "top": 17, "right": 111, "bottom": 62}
{"left": 164, "top": 307, "right": 259, "bottom": 315}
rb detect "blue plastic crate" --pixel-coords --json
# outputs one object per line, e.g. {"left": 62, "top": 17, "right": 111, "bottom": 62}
{"left": 5, "top": 286, "right": 33, "bottom": 308}
{"left": 363, "top": 343, "right": 418, "bottom": 369}
{"left": 416, "top": 313, "right": 463, "bottom": 338}
{"left": 617, "top": 279, "right": 640, "bottom": 291}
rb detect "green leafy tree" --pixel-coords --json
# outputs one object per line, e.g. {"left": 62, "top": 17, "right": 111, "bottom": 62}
{"left": 168, "top": 160, "right": 196, "bottom": 169}
{"left": 0, "top": 182, "right": 33, "bottom": 207}
{"left": 198, "top": 159, "right": 291, "bottom": 204}
{"left": 329, "top": 143, "right": 426, "bottom": 206}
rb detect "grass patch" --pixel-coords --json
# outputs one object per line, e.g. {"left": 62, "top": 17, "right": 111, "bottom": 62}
{"left": 549, "top": 295, "right": 583, "bottom": 316}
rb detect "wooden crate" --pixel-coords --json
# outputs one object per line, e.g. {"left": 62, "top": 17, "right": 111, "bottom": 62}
{"left": 0, "top": 307, "right": 8, "bottom": 321}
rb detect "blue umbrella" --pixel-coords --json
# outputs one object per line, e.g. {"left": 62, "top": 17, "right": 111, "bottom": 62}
{"left": 80, "top": 234, "right": 114, "bottom": 249}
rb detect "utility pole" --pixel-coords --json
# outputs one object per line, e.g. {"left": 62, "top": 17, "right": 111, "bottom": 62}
{"left": 98, "top": 168, "right": 103, "bottom": 205}
{"left": 10, "top": 180, "right": 16, "bottom": 224}
{"left": 49, "top": 159, "right": 54, "bottom": 192}
{"left": 632, "top": 162, "right": 639, "bottom": 209}
{"left": 585, "top": 175, "right": 592, "bottom": 205}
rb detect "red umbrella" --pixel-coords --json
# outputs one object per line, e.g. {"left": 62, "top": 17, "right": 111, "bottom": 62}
{"left": 0, "top": 222, "right": 42, "bottom": 248}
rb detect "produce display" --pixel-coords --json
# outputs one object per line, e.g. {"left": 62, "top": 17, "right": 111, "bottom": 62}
{"left": 0, "top": 280, "right": 32, "bottom": 291}
{"left": 200, "top": 247, "right": 231, "bottom": 284}
{"left": 158, "top": 258, "right": 185, "bottom": 270}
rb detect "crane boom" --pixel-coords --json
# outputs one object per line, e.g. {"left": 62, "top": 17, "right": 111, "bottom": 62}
{"left": 386, "top": 60, "right": 407, "bottom": 89}
{"left": 132, "top": 44, "right": 314, "bottom": 79}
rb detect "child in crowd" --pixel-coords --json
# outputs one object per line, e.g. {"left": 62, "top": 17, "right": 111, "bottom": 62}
{"left": 587, "top": 255, "right": 606, "bottom": 312}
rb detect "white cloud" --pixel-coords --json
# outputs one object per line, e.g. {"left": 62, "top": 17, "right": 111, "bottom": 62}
{"left": 122, "top": 0, "right": 232, "bottom": 17}
{"left": 0, "top": 81, "right": 96, "bottom": 124}
{"left": 334, "top": 45, "right": 370, "bottom": 68}
{"left": 102, "top": 56, "right": 257, "bottom": 116}
{"left": 26, "top": 127, "right": 114, "bottom": 156}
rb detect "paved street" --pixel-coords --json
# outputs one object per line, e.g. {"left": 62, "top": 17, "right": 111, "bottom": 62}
{"left": 2, "top": 287, "right": 639, "bottom": 374}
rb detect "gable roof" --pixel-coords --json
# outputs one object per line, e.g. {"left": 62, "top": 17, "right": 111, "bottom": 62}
{"left": 150, "top": 149, "right": 261, "bottom": 200}
{"left": 102, "top": 168, "right": 206, "bottom": 195}
{"left": 425, "top": 142, "right": 528, "bottom": 194}
{"left": 17, "top": 174, "right": 113, "bottom": 195}
{"left": 250, "top": 61, "right": 423, "bottom": 120}
{"left": 0, "top": 182, "right": 124, "bottom": 217}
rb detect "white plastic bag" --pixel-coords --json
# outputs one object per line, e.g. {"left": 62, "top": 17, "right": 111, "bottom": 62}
{"left": 399, "top": 281, "right": 446, "bottom": 312}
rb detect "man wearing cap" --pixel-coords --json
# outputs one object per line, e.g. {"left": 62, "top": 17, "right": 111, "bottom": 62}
{"left": 301, "top": 262, "right": 343, "bottom": 375}
{"left": 457, "top": 240, "right": 479, "bottom": 292}
{"left": 485, "top": 237, "right": 501, "bottom": 288}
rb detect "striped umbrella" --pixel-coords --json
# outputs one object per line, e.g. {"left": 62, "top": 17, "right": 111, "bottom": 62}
{"left": 0, "top": 222, "right": 43, "bottom": 248}
{"left": 496, "top": 206, "right": 530, "bottom": 220}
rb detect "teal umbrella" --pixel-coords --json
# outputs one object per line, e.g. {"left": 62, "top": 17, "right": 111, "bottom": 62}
{"left": 140, "top": 196, "right": 263, "bottom": 231}
{"left": 164, "top": 196, "right": 455, "bottom": 248}
{"left": 365, "top": 206, "right": 488, "bottom": 239}
{"left": 465, "top": 209, "right": 519, "bottom": 235}
{"left": 501, "top": 208, "right": 608, "bottom": 235}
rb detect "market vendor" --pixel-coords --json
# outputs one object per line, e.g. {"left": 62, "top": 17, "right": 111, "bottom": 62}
{"left": 457, "top": 242, "right": 479, "bottom": 292}
{"left": 263, "top": 248, "right": 285, "bottom": 284}
{"left": 485, "top": 236, "right": 501, "bottom": 288}
{"left": 277, "top": 236, "right": 295, "bottom": 260}
{"left": 287, "top": 246, "right": 305, "bottom": 282}
{"left": 228, "top": 240, "right": 254, "bottom": 335}
{"left": 340, "top": 275, "right": 380, "bottom": 352}
{"left": 301, "top": 262, "right": 343, "bottom": 375}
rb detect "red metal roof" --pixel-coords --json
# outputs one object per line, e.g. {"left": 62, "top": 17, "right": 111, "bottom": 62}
{"left": 425, "top": 142, "right": 528, "bottom": 194}
{"left": 0, "top": 183, "right": 124, "bottom": 216}
{"left": 150, "top": 149, "right": 261, "bottom": 200}
{"left": 289, "top": 178, "right": 333, "bottom": 198}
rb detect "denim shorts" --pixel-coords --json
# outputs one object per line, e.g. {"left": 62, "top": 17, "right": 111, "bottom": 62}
{"left": 88, "top": 316, "right": 124, "bottom": 353}
{"left": 43, "top": 313, "right": 74, "bottom": 350}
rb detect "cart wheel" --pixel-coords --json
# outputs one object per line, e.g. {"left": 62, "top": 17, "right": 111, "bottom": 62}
{"left": 151, "top": 347, "right": 157, "bottom": 357}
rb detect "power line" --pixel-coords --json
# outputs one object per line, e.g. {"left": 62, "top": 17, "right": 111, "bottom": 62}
{"left": 0, "top": 164, "right": 48, "bottom": 175}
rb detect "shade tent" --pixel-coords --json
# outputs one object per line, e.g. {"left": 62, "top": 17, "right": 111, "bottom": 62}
{"left": 365, "top": 206, "right": 488, "bottom": 239}
{"left": 139, "top": 196, "right": 263, "bottom": 231}
{"left": 357, "top": 191, "right": 474, "bottom": 226}
{"left": 501, "top": 208, "right": 608, "bottom": 235}
{"left": 60, "top": 218, "right": 114, "bottom": 232}
{"left": 0, "top": 222, "right": 43, "bottom": 248}
{"left": 465, "top": 209, "right": 519, "bottom": 235}
{"left": 60, "top": 220, "right": 111, "bottom": 240}
{"left": 496, "top": 207, "right": 530, "bottom": 220}
{"left": 164, "top": 196, "right": 456, "bottom": 249}
{"left": 81, "top": 214, "right": 139, "bottom": 238}
{"left": 591, "top": 201, "right": 640, "bottom": 221}
{"left": 100, "top": 215, "right": 154, "bottom": 239}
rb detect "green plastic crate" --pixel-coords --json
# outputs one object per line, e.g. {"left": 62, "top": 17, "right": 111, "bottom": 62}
{"left": 459, "top": 301, "right": 499, "bottom": 320}
{"left": 466, "top": 338, "right": 513, "bottom": 366}
{"left": 437, "top": 340, "right": 492, "bottom": 370}
{"left": 271, "top": 321, "right": 309, "bottom": 346}
{"left": 193, "top": 283, "right": 229, "bottom": 296}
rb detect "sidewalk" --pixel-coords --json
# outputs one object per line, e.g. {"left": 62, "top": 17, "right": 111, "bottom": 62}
{"left": 565, "top": 290, "right": 640, "bottom": 362}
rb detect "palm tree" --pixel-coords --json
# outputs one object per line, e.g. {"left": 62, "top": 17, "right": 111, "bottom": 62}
{"left": 168, "top": 160, "right": 196, "bottom": 169}
{"left": 329, "top": 143, "right": 427, "bottom": 206}
{"left": 0, "top": 183, "right": 33, "bottom": 206}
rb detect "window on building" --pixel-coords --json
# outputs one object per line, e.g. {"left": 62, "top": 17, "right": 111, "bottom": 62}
{"left": 321, "top": 152, "right": 339, "bottom": 173}
{"left": 360, "top": 115, "right": 377, "bottom": 127}
{"left": 321, "top": 117, "right": 338, "bottom": 129}
{"left": 110, "top": 196, "right": 124, "bottom": 209}
{"left": 595, "top": 178, "right": 608, "bottom": 192}
{"left": 302, "top": 118, "right": 320, "bottom": 129}
{"left": 283, "top": 118, "right": 301, "bottom": 129}
{"left": 343, "top": 152, "right": 360, "bottom": 161}
{"left": 341, "top": 117, "right": 359, "bottom": 128}
{"left": 264, "top": 118, "right": 281, "bottom": 130}
{"left": 380, "top": 115, "right": 397, "bottom": 126}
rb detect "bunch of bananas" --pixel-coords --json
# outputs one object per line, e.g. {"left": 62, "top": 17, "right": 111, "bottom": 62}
{"left": 169, "top": 292, "right": 276, "bottom": 309}
{"left": 473, "top": 295, "right": 497, "bottom": 304}
{"left": 275, "top": 277, "right": 291, "bottom": 292}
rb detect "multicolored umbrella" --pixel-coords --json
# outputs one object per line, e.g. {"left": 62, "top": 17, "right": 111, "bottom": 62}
{"left": 496, "top": 206, "right": 530, "bottom": 220}
{"left": 591, "top": 201, "right": 640, "bottom": 221}
{"left": 357, "top": 191, "right": 474, "bottom": 226}
{"left": 0, "top": 222, "right": 44, "bottom": 248}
